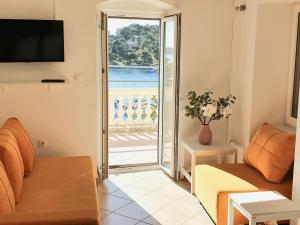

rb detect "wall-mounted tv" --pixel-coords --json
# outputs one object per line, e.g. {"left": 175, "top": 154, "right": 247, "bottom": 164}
{"left": 0, "top": 19, "right": 64, "bottom": 63}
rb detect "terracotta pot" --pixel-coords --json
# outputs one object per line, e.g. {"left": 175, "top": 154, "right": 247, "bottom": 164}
{"left": 199, "top": 124, "right": 212, "bottom": 145}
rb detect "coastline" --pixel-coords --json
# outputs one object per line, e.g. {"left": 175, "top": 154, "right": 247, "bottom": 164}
{"left": 109, "top": 65, "right": 159, "bottom": 70}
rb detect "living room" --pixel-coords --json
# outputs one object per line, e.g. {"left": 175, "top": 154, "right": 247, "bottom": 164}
{"left": 0, "top": 0, "right": 300, "bottom": 225}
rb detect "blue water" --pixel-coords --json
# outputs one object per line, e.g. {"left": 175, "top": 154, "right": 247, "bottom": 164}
{"left": 108, "top": 67, "right": 159, "bottom": 89}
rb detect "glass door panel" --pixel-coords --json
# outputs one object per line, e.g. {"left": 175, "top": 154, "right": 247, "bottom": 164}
{"left": 162, "top": 20, "right": 175, "bottom": 169}
{"left": 159, "top": 15, "right": 181, "bottom": 177}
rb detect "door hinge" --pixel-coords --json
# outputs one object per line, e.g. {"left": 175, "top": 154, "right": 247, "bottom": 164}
{"left": 102, "top": 68, "right": 105, "bottom": 74}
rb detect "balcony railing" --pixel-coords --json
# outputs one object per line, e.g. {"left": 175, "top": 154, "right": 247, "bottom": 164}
{"left": 109, "top": 80, "right": 159, "bottom": 132}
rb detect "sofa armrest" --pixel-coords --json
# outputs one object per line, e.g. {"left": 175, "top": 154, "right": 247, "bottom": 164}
{"left": 0, "top": 210, "right": 100, "bottom": 225}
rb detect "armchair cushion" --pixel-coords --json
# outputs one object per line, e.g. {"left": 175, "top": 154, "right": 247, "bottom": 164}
{"left": 244, "top": 123, "right": 295, "bottom": 183}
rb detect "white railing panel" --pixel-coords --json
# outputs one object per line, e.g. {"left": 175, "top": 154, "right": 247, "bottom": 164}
{"left": 109, "top": 87, "right": 159, "bottom": 131}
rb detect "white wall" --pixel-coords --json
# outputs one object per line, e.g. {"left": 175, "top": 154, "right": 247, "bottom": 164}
{"left": 229, "top": 0, "right": 254, "bottom": 159}
{"left": 0, "top": 0, "right": 248, "bottom": 172}
{"left": 177, "top": 0, "right": 234, "bottom": 141}
{"left": 0, "top": 0, "right": 99, "bottom": 167}
{"left": 251, "top": 3, "right": 292, "bottom": 134}
{"left": 229, "top": 1, "right": 293, "bottom": 161}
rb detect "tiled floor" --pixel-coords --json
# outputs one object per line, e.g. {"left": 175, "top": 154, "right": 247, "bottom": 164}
{"left": 98, "top": 170, "right": 214, "bottom": 225}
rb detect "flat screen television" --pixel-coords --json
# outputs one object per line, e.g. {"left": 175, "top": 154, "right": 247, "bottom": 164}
{"left": 0, "top": 19, "right": 64, "bottom": 63}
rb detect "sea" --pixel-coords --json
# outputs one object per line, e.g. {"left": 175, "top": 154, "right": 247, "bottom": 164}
{"left": 108, "top": 67, "right": 159, "bottom": 89}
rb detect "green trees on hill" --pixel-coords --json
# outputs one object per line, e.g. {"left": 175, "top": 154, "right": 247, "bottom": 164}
{"left": 109, "top": 24, "right": 160, "bottom": 67}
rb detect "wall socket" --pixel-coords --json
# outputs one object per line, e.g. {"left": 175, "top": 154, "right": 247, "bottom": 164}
{"left": 38, "top": 139, "right": 48, "bottom": 148}
{"left": 229, "top": 138, "right": 244, "bottom": 149}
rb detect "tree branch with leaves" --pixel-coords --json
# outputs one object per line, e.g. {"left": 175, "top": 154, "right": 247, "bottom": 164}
{"left": 184, "top": 90, "right": 236, "bottom": 125}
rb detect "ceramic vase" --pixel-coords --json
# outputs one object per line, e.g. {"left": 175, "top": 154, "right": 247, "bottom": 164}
{"left": 199, "top": 124, "right": 212, "bottom": 145}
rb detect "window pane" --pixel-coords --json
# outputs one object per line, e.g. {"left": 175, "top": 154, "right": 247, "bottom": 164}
{"left": 161, "top": 20, "right": 175, "bottom": 169}
{"left": 292, "top": 14, "right": 300, "bottom": 118}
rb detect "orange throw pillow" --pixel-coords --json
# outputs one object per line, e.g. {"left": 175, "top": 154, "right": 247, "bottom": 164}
{"left": 244, "top": 123, "right": 296, "bottom": 183}
{"left": 0, "top": 129, "right": 24, "bottom": 202}
{"left": 2, "top": 118, "right": 34, "bottom": 176}
{"left": 0, "top": 161, "right": 15, "bottom": 214}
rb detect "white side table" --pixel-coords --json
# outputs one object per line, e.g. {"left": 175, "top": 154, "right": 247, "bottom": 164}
{"left": 180, "top": 138, "right": 237, "bottom": 194}
{"left": 228, "top": 191, "right": 300, "bottom": 225}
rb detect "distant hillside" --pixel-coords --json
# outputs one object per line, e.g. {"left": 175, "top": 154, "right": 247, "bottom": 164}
{"left": 109, "top": 24, "right": 160, "bottom": 67}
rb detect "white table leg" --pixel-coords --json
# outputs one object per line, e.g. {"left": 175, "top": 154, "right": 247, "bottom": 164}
{"left": 191, "top": 153, "right": 196, "bottom": 194}
{"left": 227, "top": 198, "right": 234, "bottom": 225}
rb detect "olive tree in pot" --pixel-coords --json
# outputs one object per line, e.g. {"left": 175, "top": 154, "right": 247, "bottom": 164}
{"left": 184, "top": 90, "right": 236, "bottom": 145}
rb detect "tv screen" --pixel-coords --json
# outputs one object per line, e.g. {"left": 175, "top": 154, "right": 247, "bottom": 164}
{"left": 0, "top": 19, "right": 64, "bottom": 62}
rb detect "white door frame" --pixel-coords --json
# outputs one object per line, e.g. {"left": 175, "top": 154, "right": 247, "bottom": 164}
{"left": 159, "top": 14, "right": 181, "bottom": 178}
{"left": 98, "top": 10, "right": 181, "bottom": 179}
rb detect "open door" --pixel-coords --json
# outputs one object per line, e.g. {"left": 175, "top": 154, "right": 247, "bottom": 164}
{"left": 101, "top": 11, "right": 109, "bottom": 180}
{"left": 159, "top": 14, "right": 181, "bottom": 178}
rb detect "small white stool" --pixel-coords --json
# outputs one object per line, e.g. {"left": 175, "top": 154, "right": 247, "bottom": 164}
{"left": 228, "top": 191, "right": 300, "bottom": 225}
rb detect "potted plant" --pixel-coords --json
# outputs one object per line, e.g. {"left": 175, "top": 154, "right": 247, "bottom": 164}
{"left": 184, "top": 90, "right": 236, "bottom": 145}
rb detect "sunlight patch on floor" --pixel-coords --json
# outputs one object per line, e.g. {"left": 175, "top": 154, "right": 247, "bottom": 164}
{"left": 98, "top": 170, "right": 214, "bottom": 225}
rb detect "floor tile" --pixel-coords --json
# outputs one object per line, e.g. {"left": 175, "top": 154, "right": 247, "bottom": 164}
{"left": 147, "top": 171, "right": 174, "bottom": 184}
{"left": 136, "top": 191, "right": 180, "bottom": 209}
{"left": 110, "top": 189, "right": 134, "bottom": 200}
{"left": 111, "top": 184, "right": 152, "bottom": 200}
{"left": 98, "top": 179, "right": 120, "bottom": 194}
{"left": 149, "top": 204, "right": 193, "bottom": 225}
{"left": 100, "top": 212, "right": 139, "bottom": 225}
{"left": 100, "top": 209, "right": 110, "bottom": 218}
{"left": 115, "top": 202, "right": 151, "bottom": 221}
{"left": 172, "top": 195, "right": 204, "bottom": 215}
{"left": 156, "top": 183, "right": 188, "bottom": 198}
{"left": 143, "top": 215, "right": 162, "bottom": 225}
{"left": 100, "top": 194, "right": 132, "bottom": 212}
{"left": 108, "top": 172, "right": 148, "bottom": 188}
{"left": 134, "top": 178, "right": 165, "bottom": 191}
{"left": 182, "top": 211, "right": 214, "bottom": 225}
{"left": 131, "top": 201, "right": 162, "bottom": 215}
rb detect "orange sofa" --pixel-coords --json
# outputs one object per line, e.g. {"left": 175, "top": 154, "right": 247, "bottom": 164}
{"left": 195, "top": 123, "right": 295, "bottom": 225}
{"left": 195, "top": 163, "right": 293, "bottom": 225}
{"left": 0, "top": 156, "right": 100, "bottom": 225}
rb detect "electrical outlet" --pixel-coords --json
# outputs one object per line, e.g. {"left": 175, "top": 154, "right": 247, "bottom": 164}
{"left": 229, "top": 138, "right": 242, "bottom": 148}
{"left": 38, "top": 139, "right": 48, "bottom": 148}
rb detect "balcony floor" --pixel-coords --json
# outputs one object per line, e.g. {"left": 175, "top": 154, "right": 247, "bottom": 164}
{"left": 109, "top": 131, "right": 158, "bottom": 167}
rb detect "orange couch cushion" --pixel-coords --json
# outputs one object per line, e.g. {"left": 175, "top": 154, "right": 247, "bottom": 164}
{"left": 244, "top": 123, "right": 295, "bottom": 183}
{"left": 210, "top": 163, "right": 293, "bottom": 225}
{"left": 2, "top": 118, "right": 34, "bottom": 177}
{"left": 14, "top": 156, "right": 99, "bottom": 225}
{"left": 0, "top": 161, "right": 15, "bottom": 214}
{"left": 0, "top": 129, "right": 24, "bottom": 202}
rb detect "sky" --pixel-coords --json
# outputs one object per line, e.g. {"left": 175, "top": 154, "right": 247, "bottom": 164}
{"left": 108, "top": 18, "right": 160, "bottom": 35}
